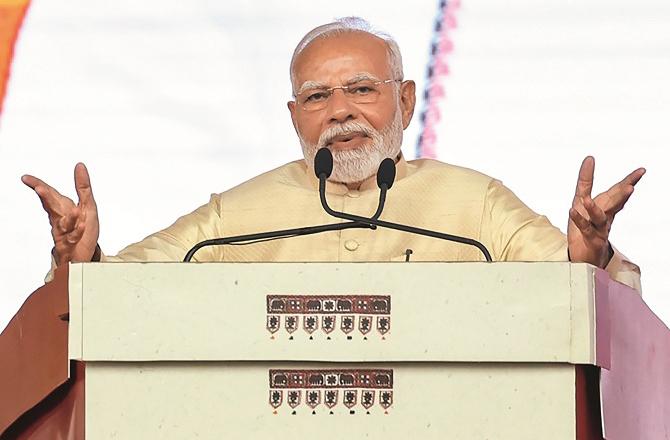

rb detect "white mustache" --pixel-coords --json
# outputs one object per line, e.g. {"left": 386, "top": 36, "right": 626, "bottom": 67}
{"left": 318, "top": 121, "right": 377, "bottom": 147}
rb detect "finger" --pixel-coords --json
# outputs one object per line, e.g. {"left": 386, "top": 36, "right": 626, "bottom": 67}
{"left": 74, "top": 163, "right": 95, "bottom": 206}
{"left": 57, "top": 207, "right": 80, "bottom": 234}
{"left": 574, "top": 156, "right": 595, "bottom": 199}
{"left": 599, "top": 183, "right": 635, "bottom": 216}
{"left": 604, "top": 167, "right": 645, "bottom": 197}
{"left": 21, "top": 174, "right": 64, "bottom": 199}
{"left": 21, "top": 174, "right": 49, "bottom": 191}
{"left": 21, "top": 175, "right": 68, "bottom": 214}
{"left": 571, "top": 194, "right": 590, "bottom": 220}
{"left": 569, "top": 207, "right": 596, "bottom": 236}
{"left": 37, "top": 187, "right": 73, "bottom": 219}
{"left": 622, "top": 167, "right": 646, "bottom": 187}
{"left": 583, "top": 196, "right": 608, "bottom": 228}
{"left": 65, "top": 220, "right": 86, "bottom": 245}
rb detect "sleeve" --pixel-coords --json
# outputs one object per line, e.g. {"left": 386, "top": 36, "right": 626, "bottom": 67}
{"left": 603, "top": 246, "right": 642, "bottom": 293}
{"left": 482, "top": 179, "right": 641, "bottom": 292}
{"left": 44, "top": 194, "right": 224, "bottom": 282}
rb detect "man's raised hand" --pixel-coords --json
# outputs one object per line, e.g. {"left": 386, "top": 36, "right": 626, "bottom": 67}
{"left": 567, "top": 156, "right": 645, "bottom": 268}
{"left": 22, "top": 163, "right": 100, "bottom": 266}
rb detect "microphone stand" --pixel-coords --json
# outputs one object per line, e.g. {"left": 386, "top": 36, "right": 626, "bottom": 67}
{"left": 183, "top": 221, "right": 371, "bottom": 262}
{"left": 317, "top": 175, "right": 493, "bottom": 262}
{"left": 184, "top": 148, "right": 492, "bottom": 263}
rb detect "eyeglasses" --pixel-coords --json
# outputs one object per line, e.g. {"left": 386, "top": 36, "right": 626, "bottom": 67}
{"left": 296, "top": 79, "right": 402, "bottom": 112}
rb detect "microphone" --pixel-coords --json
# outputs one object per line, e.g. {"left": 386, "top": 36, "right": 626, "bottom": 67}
{"left": 372, "top": 158, "right": 396, "bottom": 220}
{"left": 315, "top": 148, "right": 493, "bottom": 262}
{"left": 314, "top": 147, "right": 333, "bottom": 179}
{"left": 377, "top": 157, "right": 396, "bottom": 190}
{"left": 316, "top": 148, "right": 392, "bottom": 223}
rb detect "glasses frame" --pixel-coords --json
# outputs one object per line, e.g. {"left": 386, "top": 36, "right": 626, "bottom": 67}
{"left": 296, "top": 79, "right": 403, "bottom": 112}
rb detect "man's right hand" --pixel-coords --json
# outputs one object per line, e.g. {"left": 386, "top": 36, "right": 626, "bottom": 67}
{"left": 22, "top": 163, "right": 100, "bottom": 266}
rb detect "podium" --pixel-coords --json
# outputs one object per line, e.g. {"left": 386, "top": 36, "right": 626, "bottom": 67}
{"left": 1, "top": 262, "right": 669, "bottom": 439}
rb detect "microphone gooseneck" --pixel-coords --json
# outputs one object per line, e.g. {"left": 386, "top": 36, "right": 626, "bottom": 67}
{"left": 371, "top": 157, "right": 396, "bottom": 220}
{"left": 184, "top": 147, "right": 492, "bottom": 263}
{"left": 315, "top": 148, "right": 393, "bottom": 222}
{"left": 315, "top": 148, "right": 493, "bottom": 262}
{"left": 183, "top": 220, "right": 372, "bottom": 262}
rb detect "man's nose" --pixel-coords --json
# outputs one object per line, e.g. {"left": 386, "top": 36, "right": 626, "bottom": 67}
{"left": 325, "top": 89, "right": 358, "bottom": 124}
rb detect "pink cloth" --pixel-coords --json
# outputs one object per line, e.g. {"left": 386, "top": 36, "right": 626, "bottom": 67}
{"left": 598, "top": 270, "right": 670, "bottom": 439}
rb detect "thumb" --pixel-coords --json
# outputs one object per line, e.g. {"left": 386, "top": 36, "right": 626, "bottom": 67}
{"left": 74, "top": 163, "right": 95, "bottom": 205}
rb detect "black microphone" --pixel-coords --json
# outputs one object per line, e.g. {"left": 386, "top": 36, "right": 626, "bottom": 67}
{"left": 314, "top": 147, "right": 333, "bottom": 179}
{"left": 377, "top": 157, "right": 396, "bottom": 189}
{"left": 372, "top": 158, "right": 396, "bottom": 220}
{"left": 315, "top": 148, "right": 493, "bottom": 262}
{"left": 316, "top": 148, "right": 393, "bottom": 224}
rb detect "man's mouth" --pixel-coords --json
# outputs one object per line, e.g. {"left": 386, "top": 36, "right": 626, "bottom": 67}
{"left": 327, "top": 132, "right": 368, "bottom": 146}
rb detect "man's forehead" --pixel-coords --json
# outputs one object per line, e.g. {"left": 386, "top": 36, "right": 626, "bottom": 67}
{"left": 292, "top": 32, "right": 391, "bottom": 85}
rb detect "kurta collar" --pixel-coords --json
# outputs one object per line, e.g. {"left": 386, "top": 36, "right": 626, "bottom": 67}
{"left": 298, "top": 152, "right": 409, "bottom": 196}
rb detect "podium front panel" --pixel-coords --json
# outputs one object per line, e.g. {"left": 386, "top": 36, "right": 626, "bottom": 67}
{"left": 84, "top": 361, "right": 576, "bottom": 440}
{"left": 68, "top": 262, "right": 597, "bottom": 364}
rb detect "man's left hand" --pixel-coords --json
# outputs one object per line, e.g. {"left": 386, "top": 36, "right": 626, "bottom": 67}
{"left": 568, "top": 156, "right": 645, "bottom": 268}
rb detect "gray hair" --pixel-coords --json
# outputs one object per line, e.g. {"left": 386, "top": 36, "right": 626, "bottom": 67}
{"left": 290, "top": 17, "right": 404, "bottom": 95}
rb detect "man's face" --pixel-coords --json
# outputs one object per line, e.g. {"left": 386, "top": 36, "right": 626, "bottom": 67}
{"left": 288, "top": 32, "right": 415, "bottom": 184}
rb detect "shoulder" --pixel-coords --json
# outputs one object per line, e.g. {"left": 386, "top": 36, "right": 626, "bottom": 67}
{"left": 406, "top": 159, "right": 531, "bottom": 210}
{"left": 211, "top": 160, "right": 310, "bottom": 208}
{"left": 405, "top": 158, "right": 498, "bottom": 190}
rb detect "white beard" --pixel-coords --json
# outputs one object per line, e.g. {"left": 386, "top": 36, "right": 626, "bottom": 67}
{"left": 299, "top": 109, "right": 403, "bottom": 184}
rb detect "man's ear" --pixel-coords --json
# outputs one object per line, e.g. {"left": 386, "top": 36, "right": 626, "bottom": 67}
{"left": 399, "top": 80, "right": 416, "bottom": 129}
{"left": 287, "top": 100, "right": 298, "bottom": 133}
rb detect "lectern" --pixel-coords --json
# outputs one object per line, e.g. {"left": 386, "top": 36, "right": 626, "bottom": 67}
{"left": 1, "top": 262, "right": 668, "bottom": 439}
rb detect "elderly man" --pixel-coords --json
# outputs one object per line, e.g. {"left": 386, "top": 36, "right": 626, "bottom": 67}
{"left": 22, "top": 17, "right": 644, "bottom": 289}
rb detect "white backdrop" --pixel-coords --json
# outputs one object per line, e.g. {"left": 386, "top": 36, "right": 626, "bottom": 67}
{"left": 1, "top": 0, "right": 668, "bottom": 329}
{"left": 440, "top": 0, "right": 669, "bottom": 324}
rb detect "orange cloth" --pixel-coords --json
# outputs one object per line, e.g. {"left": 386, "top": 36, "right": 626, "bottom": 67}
{"left": 0, "top": 0, "right": 30, "bottom": 114}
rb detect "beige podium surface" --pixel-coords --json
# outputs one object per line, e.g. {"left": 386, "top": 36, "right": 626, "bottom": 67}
{"left": 67, "top": 262, "right": 604, "bottom": 439}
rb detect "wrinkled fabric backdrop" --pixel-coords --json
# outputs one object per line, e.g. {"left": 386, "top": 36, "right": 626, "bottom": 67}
{"left": 0, "top": 0, "right": 668, "bottom": 328}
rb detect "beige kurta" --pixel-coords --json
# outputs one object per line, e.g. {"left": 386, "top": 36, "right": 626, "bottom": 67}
{"left": 55, "top": 156, "right": 637, "bottom": 291}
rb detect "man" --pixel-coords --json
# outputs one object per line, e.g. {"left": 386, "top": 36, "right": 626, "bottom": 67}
{"left": 22, "top": 18, "right": 644, "bottom": 289}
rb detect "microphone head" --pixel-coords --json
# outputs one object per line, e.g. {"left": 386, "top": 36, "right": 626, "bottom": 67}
{"left": 314, "top": 148, "right": 333, "bottom": 179}
{"left": 377, "top": 158, "right": 397, "bottom": 189}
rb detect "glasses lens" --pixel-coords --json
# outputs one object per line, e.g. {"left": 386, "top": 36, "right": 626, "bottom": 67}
{"left": 301, "top": 89, "right": 330, "bottom": 111}
{"left": 346, "top": 81, "right": 381, "bottom": 104}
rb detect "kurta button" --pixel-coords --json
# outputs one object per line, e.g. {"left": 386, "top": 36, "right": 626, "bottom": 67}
{"left": 346, "top": 190, "right": 360, "bottom": 198}
{"left": 344, "top": 240, "right": 359, "bottom": 251}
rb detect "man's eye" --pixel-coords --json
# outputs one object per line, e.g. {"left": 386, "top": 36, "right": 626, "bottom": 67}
{"left": 351, "top": 86, "right": 374, "bottom": 95}
{"left": 305, "top": 92, "right": 328, "bottom": 102}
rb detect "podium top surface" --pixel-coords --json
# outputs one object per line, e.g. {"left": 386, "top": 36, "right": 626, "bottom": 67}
{"left": 68, "top": 262, "right": 601, "bottom": 364}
